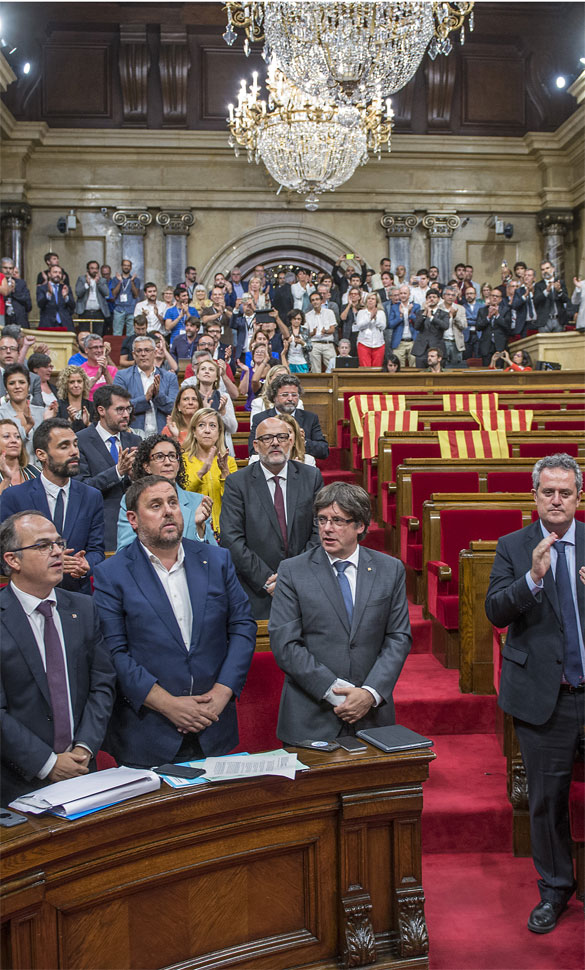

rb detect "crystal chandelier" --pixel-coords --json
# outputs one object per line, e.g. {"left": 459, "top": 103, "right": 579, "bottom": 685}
{"left": 227, "top": 63, "right": 393, "bottom": 209}
{"left": 224, "top": 2, "right": 474, "bottom": 102}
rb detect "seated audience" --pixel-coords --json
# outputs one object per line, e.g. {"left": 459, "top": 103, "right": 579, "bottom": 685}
{"left": 183, "top": 408, "right": 237, "bottom": 537}
{"left": 426, "top": 347, "right": 444, "bottom": 373}
{"left": 67, "top": 329, "right": 91, "bottom": 366}
{"left": 0, "top": 364, "right": 55, "bottom": 457}
{"left": 0, "top": 510, "right": 115, "bottom": 805}
{"left": 27, "top": 353, "right": 58, "bottom": 407}
{"left": 0, "top": 418, "right": 39, "bottom": 491}
{"left": 353, "top": 292, "right": 387, "bottom": 368}
{"left": 37, "top": 265, "right": 75, "bottom": 331}
{"left": 133, "top": 281, "right": 166, "bottom": 333}
{"left": 56, "top": 365, "right": 95, "bottom": 432}
{"left": 249, "top": 373, "right": 328, "bottom": 460}
{"left": 116, "top": 433, "right": 215, "bottom": 550}
{"left": 490, "top": 348, "right": 533, "bottom": 372}
{"left": 326, "top": 337, "right": 354, "bottom": 372}
{"left": 383, "top": 352, "right": 401, "bottom": 374}
{"left": 119, "top": 314, "right": 149, "bottom": 368}
{"left": 1, "top": 256, "right": 32, "bottom": 327}
{"left": 163, "top": 385, "right": 203, "bottom": 445}
{"left": 81, "top": 334, "right": 117, "bottom": 401}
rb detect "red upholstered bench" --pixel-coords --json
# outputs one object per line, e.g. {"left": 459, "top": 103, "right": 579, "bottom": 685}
{"left": 486, "top": 471, "right": 534, "bottom": 493}
{"left": 382, "top": 441, "right": 442, "bottom": 527}
{"left": 516, "top": 442, "right": 580, "bottom": 459}
{"left": 400, "top": 471, "right": 480, "bottom": 571}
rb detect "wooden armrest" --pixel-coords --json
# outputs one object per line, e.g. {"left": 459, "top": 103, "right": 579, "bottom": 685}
{"left": 407, "top": 517, "right": 420, "bottom": 532}
{"left": 387, "top": 482, "right": 397, "bottom": 494}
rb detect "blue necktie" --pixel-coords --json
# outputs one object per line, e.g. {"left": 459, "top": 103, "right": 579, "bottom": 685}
{"left": 334, "top": 560, "right": 354, "bottom": 625}
{"left": 108, "top": 436, "right": 119, "bottom": 462}
{"left": 555, "top": 541, "right": 583, "bottom": 687}
{"left": 53, "top": 488, "right": 65, "bottom": 534}
{"left": 52, "top": 283, "right": 61, "bottom": 323}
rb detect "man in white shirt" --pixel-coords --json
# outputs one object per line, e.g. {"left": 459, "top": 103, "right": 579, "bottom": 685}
{"left": 74, "top": 261, "right": 111, "bottom": 336}
{"left": 269, "top": 482, "right": 411, "bottom": 743}
{"left": 0, "top": 510, "right": 116, "bottom": 804}
{"left": 410, "top": 269, "right": 431, "bottom": 307}
{"left": 92, "top": 475, "right": 256, "bottom": 768}
{"left": 439, "top": 286, "right": 467, "bottom": 366}
{"left": 133, "top": 282, "right": 167, "bottom": 333}
{"left": 305, "top": 291, "right": 337, "bottom": 372}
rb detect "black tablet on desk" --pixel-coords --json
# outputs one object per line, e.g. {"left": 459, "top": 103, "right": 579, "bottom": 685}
{"left": 356, "top": 724, "right": 433, "bottom": 753}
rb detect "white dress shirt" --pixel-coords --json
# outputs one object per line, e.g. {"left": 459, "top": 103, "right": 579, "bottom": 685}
{"left": 353, "top": 308, "right": 386, "bottom": 348}
{"left": 305, "top": 306, "right": 337, "bottom": 341}
{"left": 141, "top": 542, "right": 193, "bottom": 651}
{"left": 85, "top": 278, "right": 100, "bottom": 311}
{"left": 40, "top": 473, "right": 71, "bottom": 523}
{"left": 10, "top": 583, "right": 75, "bottom": 778}
{"left": 134, "top": 299, "right": 167, "bottom": 333}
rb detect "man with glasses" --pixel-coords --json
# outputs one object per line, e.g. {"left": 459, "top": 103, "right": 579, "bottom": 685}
{"left": 269, "top": 482, "right": 411, "bottom": 744}
{"left": 248, "top": 373, "right": 329, "bottom": 460}
{"left": 220, "top": 416, "right": 323, "bottom": 620}
{"left": 0, "top": 418, "right": 105, "bottom": 594}
{"left": 113, "top": 335, "right": 179, "bottom": 434}
{"left": 76, "top": 386, "right": 141, "bottom": 552}
{"left": 0, "top": 511, "right": 115, "bottom": 804}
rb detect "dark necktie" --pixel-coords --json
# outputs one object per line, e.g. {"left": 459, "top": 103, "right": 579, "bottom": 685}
{"left": 53, "top": 488, "right": 65, "bottom": 534}
{"left": 52, "top": 283, "right": 62, "bottom": 324}
{"left": 555, "top": 541, "right": 583, "bottom": 686}
{"left": 36, "top": 601, "right": 72, "bottom": 752}
{"left": 272, "top": 476, "right": 288, "bottom": 553}
{"left": 108, "top": 436, "right": 119, "bottom": 462}
{"left": 334, "top": 560, "right": 354, "bottom": 625}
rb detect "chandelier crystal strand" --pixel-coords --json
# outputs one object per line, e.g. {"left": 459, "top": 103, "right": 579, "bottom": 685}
{"left": 227, "top": 63, "right": 393, "bottom": 208}
{"left": 224, "top": 3, "right": 474, "bottom": 97}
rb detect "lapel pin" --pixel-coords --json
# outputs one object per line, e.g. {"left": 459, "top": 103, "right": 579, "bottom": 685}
{"left": 367, "top": 567, "right": 372, "bottom": 572}
{"left": 202, "top": 561, "right": 207, "bottom": 564}
{"left": 71, "top": 613, "right": 78, "bottom": 619}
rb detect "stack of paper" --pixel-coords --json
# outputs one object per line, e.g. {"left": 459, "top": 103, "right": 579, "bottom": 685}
{"left": 203, "top": 749, "right": 308, "bottom": 782}
{"left": 9, "top": 767, "right": 160, "bottom": 819}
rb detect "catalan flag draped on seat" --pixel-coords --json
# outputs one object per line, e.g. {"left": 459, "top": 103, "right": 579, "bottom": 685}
{"left": 438, "top": 430, "right": 509, "bottom": 459}
{"left": 442, "top": 393, "right": 499, "bottom": 412}
{"left": 362, "top": 411, "right": 419, "bottom": 460}
{"left": 349, "top": 394, "right": 406, "bottom": 436}
{"left": 474, "top": 410, "right": 534, "bottom": 431}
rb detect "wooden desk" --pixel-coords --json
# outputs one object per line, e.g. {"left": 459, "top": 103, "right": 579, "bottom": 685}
{"left": 1, "top": 745, "right": 435, "bottom": 970}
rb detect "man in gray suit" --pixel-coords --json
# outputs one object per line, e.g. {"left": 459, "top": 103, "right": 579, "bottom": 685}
{"left": 220, "top": 415, "right": 323, "bottom": 620}
{"left": 269, "top": 482, "right": 411, "bottom": 743}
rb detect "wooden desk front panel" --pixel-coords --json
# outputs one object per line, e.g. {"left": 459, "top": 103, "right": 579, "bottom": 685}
{"left": 1, "top": 750, "right": 434, "bottom": 970}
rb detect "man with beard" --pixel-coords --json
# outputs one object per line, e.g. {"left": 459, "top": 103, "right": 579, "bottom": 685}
{"left": 74, "top": 260, "right": 111, "bottom": 335}
{"left": 93, "top": 475, "right": 256, "bottom": 768}
{"left": 0, "top": 418, "right": 104, "bottom": 594}
{"left": 222, "top": 416, "right": 323, "bottom": 619}
{"left": 248, "top": 373, "right": 329, "bottom": 460}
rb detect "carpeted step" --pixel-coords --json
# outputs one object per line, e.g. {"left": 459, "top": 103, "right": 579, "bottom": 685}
{"left": 320, "top": 469, "right": 359, "bottom": 486}
{"left": 409, "top": 603, "right": 432, "bottom": 654}
{"left": 361, "top": 523, "right": 386, "bottom": 552}
{"left": 316, "top": 447, "right": 348, "bottom": 471}
{"left": 394, "top": 654, "right": 497, "bottom": 735}
{"left": 423, "top": 852, "right": 584, "bottom": 969}
{"left": 422, "top": 734, "right": 509, "bottom": 853}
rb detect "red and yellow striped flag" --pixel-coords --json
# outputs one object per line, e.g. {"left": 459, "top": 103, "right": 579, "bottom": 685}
{"left": 362, "top": 411, "right": 420, "bottom": 460}
{"left": 442, "top": 393, "right": 499, "bottom": 412}
{"left": 349, "top": 394, "right": 406, "bottom": 436}
{"left": 474, "top": 410, "right": 533, "bottom": 431}
{"left": 438, "top": 430, "right": 509, "bottom": 459}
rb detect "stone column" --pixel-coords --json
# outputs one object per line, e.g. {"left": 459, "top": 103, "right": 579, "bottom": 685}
{"left": 422, "top": 213, "right": 461, "bottom": 284}
{"left": 112, "top": 209, "right": 152, "bottom": 282}
{"left": 380, "top": 214, "right": 418, "bottom": 280}
{"left": 0, "top": 203, "right": 32, "bottom": 273}
{"left": 155, "top": 211, "right": 195, "bottom": 285}
{"left": 537, "top": 210, "right": 574, "bottom": 280}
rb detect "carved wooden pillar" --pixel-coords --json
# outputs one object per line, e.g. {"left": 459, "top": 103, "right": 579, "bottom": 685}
{"left": 0, "top": 202, "right": 32, "bottom": 272}
{"left": 422, "top": 213, "right": 461, "bottom": 284}
{"left": 160, "top": 28, "right": 190, "bottom": 127}
{"left": 380, "top": 214, "right": 419, "bottom": 280}
{"left": 156, "top": 210, "right": 195, "bottom": 286}
{"left": 112, "top": 209, "right": 152, "bottom": 282}
{"left": 537, "top": 210, "right": 574, "bottom": 280}
{"left": 424, "top": 54, "right": 456, "bottom": 129}
{"left": 119, "top": 25, "right": 150, "bottom": 126}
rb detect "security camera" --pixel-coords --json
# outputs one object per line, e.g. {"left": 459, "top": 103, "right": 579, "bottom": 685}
{"left": 503, "top": 223, "right": 514, "bottom": 239}
{"left": 56, "top": 216, "right": 67, "bottom": 234}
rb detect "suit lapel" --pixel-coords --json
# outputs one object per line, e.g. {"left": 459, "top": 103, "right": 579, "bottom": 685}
{"left": 183, "top": 542, "right": 209, "bottom": 653}
{"left": 64, "top": 479, "right": 81, "bottom": 534}
{"left": 310, "top": 546, "right": 350, "bottom": 633}
{"left": 351, "top": 546, "right": 377, "bottom": 636}
{"left": 28, "top": 477, "right": 52, "bottom": 518}
{"left": 285, "top": 460, "right": 298, "bottom": 539}
{"left": 88, "top": 424, "right": 115, "bottom": 467}
{"left": 128, "top": 542, "right": 186, "bottom": 651}
{"left": 0, "top": 586, "right": 51, "bottom": 705}
{"left": 57, "top": 590, "right": 81, "bottom": 704}
{"left": 524, "top": 521, "right": 561, "bottom": 623}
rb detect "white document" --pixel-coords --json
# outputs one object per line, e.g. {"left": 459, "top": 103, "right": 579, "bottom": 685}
{"left": 9, "top": 767, "right": 160, "bottom": 817}
{"left": 203, "top": 749, "right": 307, "bottom": 782}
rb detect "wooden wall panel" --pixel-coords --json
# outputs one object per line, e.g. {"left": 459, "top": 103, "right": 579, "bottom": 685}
{"left": 462, "top": 53, "right": 525, "bottom": 128}
{"left": 42, "top": 44, "right": 111, "bottom": 117}
{"left": 198, "top": 44, "right": 264, "bottom": 123}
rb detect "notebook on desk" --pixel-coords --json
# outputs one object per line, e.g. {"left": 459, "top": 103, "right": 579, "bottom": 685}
{"left": 356, "top": 724, "right": 433, "bottom": 753}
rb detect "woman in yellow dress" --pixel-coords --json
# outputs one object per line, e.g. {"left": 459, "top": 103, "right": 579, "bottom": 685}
{"left": 183, "top": 407, "right": 237, "bottom": 537}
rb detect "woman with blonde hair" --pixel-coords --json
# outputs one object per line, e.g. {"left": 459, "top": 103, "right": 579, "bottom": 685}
{"left": 163, "top": 384, "right": 203, "bottom": 445}
{"left": 183, "top": 408, "right": 238, "bottom": 536}
{"left": 0, "top": 418, "right": 39, "bottom": 492}
{"left": 248, "top": 412, "right": 315, "bottom": 467}
{"left": 189, "top": 355, "right": 238, "bottom": 454}
{"left": 249, "top": 363, "right": 302, "bottom": 419}
{"left": 247, "top": 275, "right": 271, "bottom": 311}
{"left": 56, "top": 364, "right": 95, "bottom": 431}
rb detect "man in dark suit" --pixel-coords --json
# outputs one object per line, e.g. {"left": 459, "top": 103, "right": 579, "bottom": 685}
{"left": 272, "top": 271, "right": 294, "bottom": 319}
{"left": 248, "top": 373, "right": 329, "bottom": 460}
{"left": 76, "top": 385, "right": 141, "bottom": 551}
{"left": 1, "top": 257, "right": 32, "bottom": 327}
{"left": 411, "top": 290, "right": 450, "bottom": 368}
{"left": 221, "top": 415, "right": 324, "bottom": 620}
{"left": 0, "top": 511, "right": 115, "bottom": 805}
{"left": 93, "top": 475, "right": 256, "bottom": 768}
{"left": 485, "top": 453, "right": 584, "bottom": 934}
{"left": 36, "top": 265, "right": 75, "bottom": 331}
{"left": 113, "top": 335, "right": 179, "bottom": 433}
{"left": 476, "top": 290, "right": 511, "bottom": 366}
{"left": 269, "top": 482, "right": 411, "bottom": 743}
{"left": 1, "top": 418, "right": 105, "bottom": 594}
{"left": 511, "top": 267, "right": 538, "bottom": 338}
{"left": 534, "top": 259, "right": 571, "bottom": 332}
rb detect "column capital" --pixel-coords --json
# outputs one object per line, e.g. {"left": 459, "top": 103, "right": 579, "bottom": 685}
{"left": 537, "top": 210, "right": 574, "bottom": 236}
{"left": 155, "top": 210, "right": 195, "bottom": 236}
{"left": 0, "top": 202, "right": 32, "bottom": 228}
{"left": 422, "top": 213, "right": 460, "bottom": 238}
{"left": 380, "top": 213, "right": 418, "bottom": 237}
{"left": 112, "top": 208, "right": 152, "bottom": 235}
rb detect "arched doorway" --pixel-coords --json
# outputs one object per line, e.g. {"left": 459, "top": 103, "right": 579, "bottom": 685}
{"left": 200, "top": 222, "right": 360, "bottom": 284}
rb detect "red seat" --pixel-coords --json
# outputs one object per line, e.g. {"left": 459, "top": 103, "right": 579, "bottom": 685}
{"left": 427, "top": 508, "right": 523, "bottom": 629}
{"left": 233, "top": 443, "right": 249, "bottom": 460}
{"left": 233, "top": 651, "right": 284, "bottom": 754}
{"left": 427, "top": 419, "right": 478, "bottom": 431}
{"left": 543, "top": 420, "right": 584, "bottom": 430}
{"left": 400, "top": 471, "right": 480, "bottom": 570}
{"left": 382, "top": 442, "right": 442, "bottom": 526}
{"left": 531, "top": 508, "right": 585, "bottom": 523}
{"left": 487, "top": 472, "right": 533, "bottom": 493}
{"left": 516, "top": 442, "right": 580, "bottom": 458}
